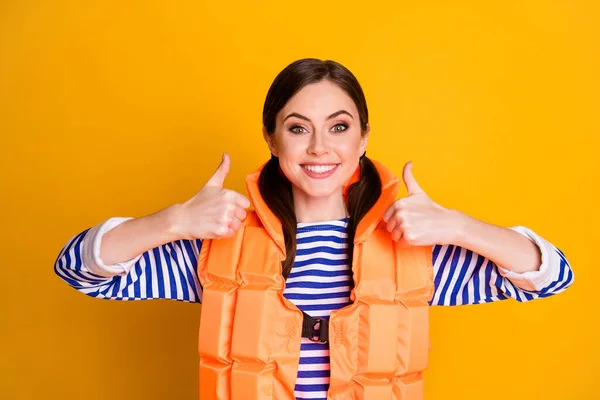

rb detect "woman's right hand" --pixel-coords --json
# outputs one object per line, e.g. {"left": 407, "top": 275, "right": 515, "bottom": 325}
{"left": 173, "top": 153, "right": 251, "bottom": 240}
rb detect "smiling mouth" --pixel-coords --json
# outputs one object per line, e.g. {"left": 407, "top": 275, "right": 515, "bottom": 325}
{"left": 301, "top": 164, "right": 339, "bottom": 173}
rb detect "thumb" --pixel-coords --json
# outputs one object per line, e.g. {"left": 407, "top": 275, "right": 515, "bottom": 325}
{"left": 402, "top": 161, "right": 424, "bottom": 195}
{"left": 206, "top": 153, "right": 230, "bottom": 188}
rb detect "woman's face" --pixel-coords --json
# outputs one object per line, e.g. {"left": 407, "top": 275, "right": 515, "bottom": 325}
{"left": 264, "top": 80, "right": 369, "bottom": 200}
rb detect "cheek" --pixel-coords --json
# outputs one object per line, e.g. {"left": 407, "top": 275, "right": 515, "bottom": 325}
{"left": 340, "top": 139, "right": 364, "bottom": 160}
{"left": 278, "top": 146, "right": 302, "bottom": 171}
{"left": 277, "top": 149, "right": 301, "bottom": 181}
{"left": 277, "top": 135, "right": 301, "bottom": 155}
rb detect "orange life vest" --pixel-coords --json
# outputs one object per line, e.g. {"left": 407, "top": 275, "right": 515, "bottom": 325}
{"left": 197, "top": 159, "right": 434, "bottom": 399}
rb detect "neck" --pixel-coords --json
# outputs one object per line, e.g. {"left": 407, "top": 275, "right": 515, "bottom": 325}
{"left": 292, "top": 186, "right": 348, "bottom": 223}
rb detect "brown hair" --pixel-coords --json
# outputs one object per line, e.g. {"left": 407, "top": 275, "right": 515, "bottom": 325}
{"left": 260, "top": 58, "right": 382, "bottom": 285}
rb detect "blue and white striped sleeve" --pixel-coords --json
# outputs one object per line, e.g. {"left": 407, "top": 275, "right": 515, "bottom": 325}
{"left": 54, "top": 217, "right": 204, "bottom": 303}
{"left": 428, "top": 226, "right": 574, "bottom": 306}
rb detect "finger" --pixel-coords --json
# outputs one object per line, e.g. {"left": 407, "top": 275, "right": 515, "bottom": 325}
{"left": 235, "top": 193, "right": 251, "bottom": 209}
{"left": 228, "top": 216, "right": 243, "bottom": 232}
{"left": 213, "top": 224, "right": 236, "bottom": 239}
{"left": 202, "top": 223, "right": 230, "bottom": 239}
{"left": 386, "top": 214, "right": 399, "bottom": 233}
{"left": 220, "top": 227, "right": 236, "bottom": 239}
{"left": 232, "top": 206, "right": 247, "bottom": 221}
{"left": 382, "top": 204, "right": 395, "bottom": 222}
{"left": 402, "top": 161, "right": 424, "bottom": 195}
{"left": 391, "top": 227, "right": 403, "bottom": 242}
{"left": 206, "top": 152, "right": 231, "bottom": 188}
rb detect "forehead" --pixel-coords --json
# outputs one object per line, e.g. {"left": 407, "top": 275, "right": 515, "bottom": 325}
{"left": 278, "top": 80, "right": 358, "bottom": 120}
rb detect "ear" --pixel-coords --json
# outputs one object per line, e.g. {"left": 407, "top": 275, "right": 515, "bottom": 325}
{"left": 262, "top": 127, "right": 279, "bottom": 157}
{"left": 359, "top": 123, "right": 370, "bottom": 155}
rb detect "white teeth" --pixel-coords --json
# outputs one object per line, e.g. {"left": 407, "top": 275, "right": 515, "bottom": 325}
{"left": 303, "top": 164, "right": 336, "bottom": 173}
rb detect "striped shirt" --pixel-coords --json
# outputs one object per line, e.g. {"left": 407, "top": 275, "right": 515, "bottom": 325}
{"left": 286, "top": 220, "right": 351, "bottom": 399}
{"left": 54, "top": 217, "right": 573, "bottom": 399}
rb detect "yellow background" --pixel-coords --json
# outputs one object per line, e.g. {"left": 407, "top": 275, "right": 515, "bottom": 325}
{"left": 1, "top": 0, "right": 598, "bottom": 399}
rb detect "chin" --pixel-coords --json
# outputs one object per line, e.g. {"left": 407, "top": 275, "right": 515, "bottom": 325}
{"left": 301, "top": 188, "right": 337, "bottom": 199}
{"left": 295, "top": 180, "right": 342, "bottom": 199}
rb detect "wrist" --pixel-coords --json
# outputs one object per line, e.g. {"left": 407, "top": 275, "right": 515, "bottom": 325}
{"left": 448, "top": 209, "right": 476, "bottom": 247}
{"left": 162, "top": 203, "right": 188, "bottom": 241}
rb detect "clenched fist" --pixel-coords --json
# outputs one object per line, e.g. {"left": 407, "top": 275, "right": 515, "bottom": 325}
{"left": 173, "top": 153, "right": 251, "bottom": 240}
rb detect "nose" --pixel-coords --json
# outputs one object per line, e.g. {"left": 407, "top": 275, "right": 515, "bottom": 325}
{"left": 307, "top": 130, "right": 330, "bottom": 156}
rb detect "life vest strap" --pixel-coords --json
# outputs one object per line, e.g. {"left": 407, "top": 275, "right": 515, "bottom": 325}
{"left": 301, "top": 311, "right": 329, "bottom": 344}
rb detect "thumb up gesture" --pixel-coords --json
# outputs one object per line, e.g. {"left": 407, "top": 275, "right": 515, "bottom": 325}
{"left": 382, "top": 161, "right": 464, "bottom": 247}
{"left": 175, "top": 153, "right": 251, "bottom": 240}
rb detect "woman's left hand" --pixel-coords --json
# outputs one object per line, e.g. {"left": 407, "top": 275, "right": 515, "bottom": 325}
{"left": 382, "top": 162, "right": 467, "bottom": 247}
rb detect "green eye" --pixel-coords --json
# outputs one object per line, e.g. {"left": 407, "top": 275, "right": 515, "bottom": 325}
{"left": 332, "top": 124, "right": 348, "bottom": 133}
{"left": 290, "top": 126, "right": 307, "bottom": 134}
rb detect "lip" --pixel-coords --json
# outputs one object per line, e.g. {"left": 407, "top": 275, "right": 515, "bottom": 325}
{"left": 300, "top": 163, "right": 340, "bottom": 179}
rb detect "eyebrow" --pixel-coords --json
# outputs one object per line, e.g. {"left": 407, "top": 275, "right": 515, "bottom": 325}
{"left": 283, "top": 109, "right": 354, "bottom": 123}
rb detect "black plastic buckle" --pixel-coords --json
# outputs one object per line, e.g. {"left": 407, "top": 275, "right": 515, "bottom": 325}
{"left": 301, "top": 311, "right": 329, "bottom": 344}
{"left": 309, "top": 318, "right": 328, "bottom": 344}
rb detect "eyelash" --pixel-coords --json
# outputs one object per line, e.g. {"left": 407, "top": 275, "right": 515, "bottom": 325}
{"left": 289, "top": 123, "right": 349, "bottom": 134}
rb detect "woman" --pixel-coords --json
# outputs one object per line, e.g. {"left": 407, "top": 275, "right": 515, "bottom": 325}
{"left": 54, "top": 58, "right": 574, "bottom": 400}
